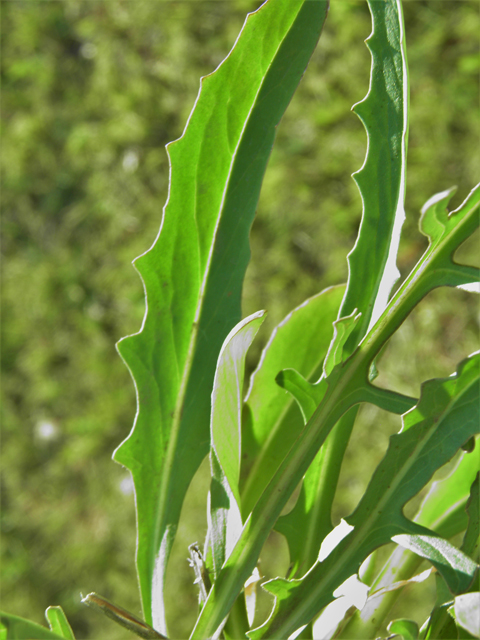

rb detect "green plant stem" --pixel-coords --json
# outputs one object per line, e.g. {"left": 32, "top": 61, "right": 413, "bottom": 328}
{"left": 287, "top": 407, "right": 359, "bottom": 579}
{"left": 189, "top": 205, "right": 478, "bottom": 638}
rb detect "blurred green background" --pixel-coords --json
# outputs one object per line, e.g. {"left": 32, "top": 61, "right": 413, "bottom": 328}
{"left": 1, "top": 1, "right": 478, "bottom": 638}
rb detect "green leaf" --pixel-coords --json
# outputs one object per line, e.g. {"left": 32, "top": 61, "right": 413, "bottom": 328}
{"left": 274, "top": 0, "right": 411, "bottom": 583}
{"left": 462, "top": 473, "right": 479, "bottom": 559}
{"left": 418, "top": 183, "right": 480, "bottom": 290}
{"left": 323, "top": 310, "right": 361, "bottom": 377}
{"left": 240, "top": 285, "right": 345, "bottom": 516}
{"left": 0, "top": 612, "right": 66, "bottom": 640}
{"left": 208, "top": 311, "right": 265, "bottom": 576}
{"left": 45, "top": 608, "right": 75, "bottom": 640}
{"left": 342, "top": 451, "right": 480, "bottom": 639}
{"left": 275, "top": 408, "right": 357, "bottom": 579}
{"left": 423, "top": 601, "right": 460, "bottom": 640}
{"left": 448, "top": 593, "right": 480, "bottom": 638}
{"left": 388, "top": 618, "right": 419, "bottom": 640}
{"left": 275, "top": 368, "right": 326, "bottom": 423}
{"left": 112, "top": 0, "right": 329, "bottom": 629}
{"left": 392, "top": 534, "right": 478, "bottom": 595}
{"left": 415, "top": 449, "right": 480, "bottom": 539}
{"left": 249, "top": 353, "right": 480, "bottom": 639}
{"left": 340, "top": 0, "right": 409, "bottom": 353}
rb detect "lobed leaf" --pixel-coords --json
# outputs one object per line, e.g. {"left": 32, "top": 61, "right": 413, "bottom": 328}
{"left": 340, "top": 0, "right": 409, "bottom": 352}
{"left": 112, "top": 0, "right": 330, "bottom": 629}
{"left": 249, "top": 353, "right": 480, "bottom": 638}
{"left": 342, "top": 450, "right": 479, "bottom": 639}
{"left": 273, "top": 0, "right": 411, "bottom": 586}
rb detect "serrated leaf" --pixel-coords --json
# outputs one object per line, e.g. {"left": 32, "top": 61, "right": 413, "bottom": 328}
{"left": 273, "top": 0, "right": 411, "bottom": 581}
{"left": 45, "top": 608, "right": 75, "bottom": 640}
{"left": 448, "top": 593, "right": 480, "bottom": 638}
{"left": 0, "top": 612, "right": 66, "bottom": 640}
{"left": 208, "top": 311, "right": 265, "bottom": 577}
{"left": 388, "top": 618, "right": 419, "bottom": 640}
{"left": 249, "top": 353, "right": 480, "bottom": 639}
{"left": 112, "top": 0, "right": 330, "bottom": 629}
{"left": 340, "top": 0, "right": 409, "bottom": 351}
{"left": 240, "top": 285, "right": 345, "bottom": 516}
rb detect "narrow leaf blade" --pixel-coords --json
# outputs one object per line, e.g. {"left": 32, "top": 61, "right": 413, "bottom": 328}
{"left": 341, "top": 0, "right": 409, "bottom": 348}
{"left": 45, "top": 608, "right": 75, "bottom": 640}
{"left": 209, "top": 311, "right": 265, "bottom": 575}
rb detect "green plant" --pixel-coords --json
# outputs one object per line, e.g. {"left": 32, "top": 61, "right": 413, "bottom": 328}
{"left": 2, "top": 0, "right": 478, "bottom": 639}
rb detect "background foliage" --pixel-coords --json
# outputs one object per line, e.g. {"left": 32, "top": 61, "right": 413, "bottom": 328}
{"left": 1, "top": 1, "right": 478, "bottom": 638}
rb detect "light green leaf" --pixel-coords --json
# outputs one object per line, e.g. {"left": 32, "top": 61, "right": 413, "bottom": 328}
{"left": 388, "top": 618, "right": 419, "bottom": 640}
{"left": 274, "top": 0, "right": 411, "bottom": 582}
{"left": 323, "top": 311, "right": 361, "bottom": 377}
{"left": 112, "top": 0, "right": 330, "bottom": 629}
{"left": 340, "top": 0, "right": 409, "bottom": 353}
{"left": 249, "top": 353, "right": 480, "bottom": 639}
{"left": 209, "top": 311, "right": 265, "bottom": 576}
{"left": 275, "top": 409, "right": 357, "bottom": 579}
{"left": 275, "top": 368, "right": 326, "bottom": 423}
{"left": 0, "top": 612, "right": 65, "bottom": 640}
{"left": 448, "top": 593, "right": 480, "bottom": 638}
{"left": 420, "top": 184, "right": 480, "bottom": 248}
{"left": 392, "top": 534, "right": 478, "bottom": 595}
{"left": 415, "top": 448, "right": 479, "bottom": 539}
{"left": 241, "top": 285, "right": 344, "bottom": 516}
{"left": 45, "top": 608, "right": 75, "bottom": 640}
{"left": 417, "top": 183, "right": 480, "bottom": 290}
